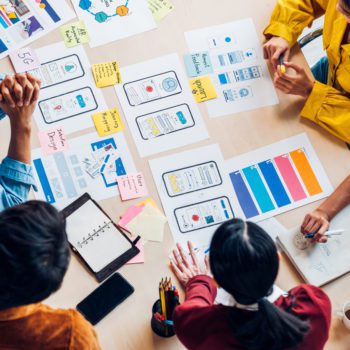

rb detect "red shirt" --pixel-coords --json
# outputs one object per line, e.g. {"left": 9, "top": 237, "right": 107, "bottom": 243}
{"left": 173, "top": 275, "right": 331, "bottom": 350}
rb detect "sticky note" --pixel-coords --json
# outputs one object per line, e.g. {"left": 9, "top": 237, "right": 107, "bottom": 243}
{"left": 190, "top": 76, "right": 218, "bottom": 103}
{"left": 119, "top": 205, "right": 145, "bottom": 228}
{"left": 92, "top": 108, "right": 124, "bottom": 136}
{"left": 38, "top": 128, "right": 69, "bottom": 156}
{"left": 136, "top": 197, "right": 159, "bottom": 210}
{"left": 9, "top": 47, "right": 40, "bottom": 73}
{"left": 126, "top": 239, "right": 145, "bottom": 264}
{"left": 117, "top": 172, "right": 149, "bottom": 201}
{"left": 184, "top": 52, "right": 213, "bottom": 77}
{"left": 60, "top": 21, "right": 90, "bottom": 48}
{"left": 148, "top": 0, "right": 174, "bottom": 22}
{"left": 91, "top": 61, "right": 121, "bottom": 87}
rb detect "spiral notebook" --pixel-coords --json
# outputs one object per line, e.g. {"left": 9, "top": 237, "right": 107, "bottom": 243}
{"left": 62, "top": 193, "right": 140, "bottom": 282}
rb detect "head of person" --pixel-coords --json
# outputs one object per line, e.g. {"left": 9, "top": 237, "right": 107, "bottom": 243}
{"left": 209, "top": 219, "right": 309, "bottom": 350}
{"left": 0, "top": 201, "right": 70, "bottom": 310}
{"left": 337, "top": 0, "right": 350, "bottom": 22}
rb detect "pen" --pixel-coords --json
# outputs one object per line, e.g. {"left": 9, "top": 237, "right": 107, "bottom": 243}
{"left": 279, "top": 54, "right": 286, "bottom": 74}
{"left": 305, "top": 229, "right": 344, "bottom": 239}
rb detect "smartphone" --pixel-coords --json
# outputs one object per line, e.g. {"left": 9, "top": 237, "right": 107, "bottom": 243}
{"left": 76, "top": 273, "right": 134, "bottom": 325}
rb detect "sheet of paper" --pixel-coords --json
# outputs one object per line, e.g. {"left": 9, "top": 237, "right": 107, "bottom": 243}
{"left": 257, "top": 217, "right": 288, "bottom": 241}
{"left": 32, "top": 131, "right": 136, "bottom": 209}
{"left": 71, "top": 0, "right": 157, "bottom": 48}
{"left": 29, "top": 42, "right": 107, "bottom": 134}
{"left": 148, "top": 0, "right": 174, "bottom": 22}
{"left": 226, "top": 133, "right": 333, "bottom": 223}
{"left": 60, "top": 20, "right": 90, "bottom": 47}
{"left": 184, "top": 52, "right": 213, "bottom": 77}
{"left": 185, "top": 18, "right": 279, "bottom": 118}
{"left": 9, "top": 46, "right": 40, "bottom": 73}
{"left": 115, "top": 53, "right": 209, "bottom": 157}
{"left": 149, "top": 144, "right": 242, "bottom": 246}
{"left": 38, "top": 128, "right": 68, "bottom": 156}
{"left": 0, "top": 0, "right": 75, "bottom": 60}
{"left": 126, "top": 238, "right": 144, "bottom": 264}
{"left": 92, "top": 61, "right": 121, "bottom": 87}
{"left": 189, "top": 76, "right": 217, "bottom": 102}
{"left": 92, "top": 108, "right": 124, "bottom": 136}
{"left": 117, "top": 172, "right": 149, "bottom": 200}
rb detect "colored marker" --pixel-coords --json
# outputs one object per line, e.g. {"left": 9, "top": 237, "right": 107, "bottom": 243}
{"left": 305, "top": 229, "right": 344, "bottom": 239}
{"left": 279, "top": 55, "right": 286, "bottom": 74}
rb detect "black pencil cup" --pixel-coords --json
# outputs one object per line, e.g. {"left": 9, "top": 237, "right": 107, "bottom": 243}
{"left": 151, "top": 299, "right": 175, "bottom": 338}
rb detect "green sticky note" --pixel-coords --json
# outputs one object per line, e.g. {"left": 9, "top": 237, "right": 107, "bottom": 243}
{"left": 148, "top": 0, "right": 174, "bottom": 22}
{"left": 60, "top": 21, "right": 90, "bottom": 48}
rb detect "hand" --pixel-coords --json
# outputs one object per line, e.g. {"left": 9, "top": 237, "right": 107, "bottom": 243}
{"left": 263, "top": 37, "right": 291, "bottom": 70}
{"left": 170, "top": 241, "right": 210, "bottom": 287}
{"left": 273, "top": 61, "right": 315, "bottom": 98}
{"left": 301, "top": 209, "right": 330, "bottom": 243}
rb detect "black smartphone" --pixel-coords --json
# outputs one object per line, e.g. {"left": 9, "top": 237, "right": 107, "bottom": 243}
{"left": 76, "top": 273, "right": 134, "bottom": 325}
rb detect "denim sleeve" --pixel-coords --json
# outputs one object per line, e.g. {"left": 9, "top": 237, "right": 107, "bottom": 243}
{"left": 0, "top": 157, "right": 37, "bottom": 211}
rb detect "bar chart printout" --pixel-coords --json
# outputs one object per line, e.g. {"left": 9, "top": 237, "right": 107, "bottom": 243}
{"left": 226, "top": 134, "right": 333, "bottom": 222}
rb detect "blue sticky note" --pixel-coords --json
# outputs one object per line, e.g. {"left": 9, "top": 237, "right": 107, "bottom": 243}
{"left": 184, "top": 52, "right": 214, "bottom": 77}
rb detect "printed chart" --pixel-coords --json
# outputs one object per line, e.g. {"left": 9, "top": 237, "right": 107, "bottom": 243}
{"left": 32, "top": 132, "right": 136, "bottom": 209}
{"left": 71, "top": 0, "right": 156, "bottom": 47}
{"left": 226, "top": 134, "right": 333, "bottom": 222}
{"left": 30, "top": 42, "right": 107, "bottom": 134}
{"left": 150, "top": 144, "right": 242, "bottom": 246}
{"left": 185, "top": 18, "right": 279, "bottom": 118}
{"left": 0, "top": 0, "right": 74, "bottom": 59}
{"left": 116, "top": 54, "right": 208, "bottom": 157}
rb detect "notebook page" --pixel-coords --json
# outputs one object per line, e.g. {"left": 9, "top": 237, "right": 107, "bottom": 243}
{"left": 65, "top": 200, "right": 131, "bottom": 272}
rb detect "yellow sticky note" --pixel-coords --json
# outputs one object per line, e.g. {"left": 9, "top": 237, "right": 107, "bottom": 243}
{"left": 91, "top": 61, "right": 121, "bottom": 88}
{"left": 190, "top": 76, "right": 218, "bottom": 103}
{"left": 148, "top": 0, "right": 174, "bottom": 22}
{"left": 60, "top": 21, "right": 90, "bottom": 48}
{"left": 92, "top": 108, "right": 124, "bottom": 136}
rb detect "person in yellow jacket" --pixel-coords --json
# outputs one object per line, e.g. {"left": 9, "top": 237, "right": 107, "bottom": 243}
{"left": 263, "top": 0, "right": 350, "bottom": 143}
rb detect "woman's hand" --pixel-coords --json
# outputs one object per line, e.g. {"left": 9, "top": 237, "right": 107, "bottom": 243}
{"left": 273, "top": 61, "right": 315, "bottom": 98}
{"left": 263, "top": 36, "right": 291, "bottom": 70}
{"left": 170, "top": 241, "right": 210, "bottom": 288}
{"left": 301, "top": 209, "right": 330, "bottom": 243}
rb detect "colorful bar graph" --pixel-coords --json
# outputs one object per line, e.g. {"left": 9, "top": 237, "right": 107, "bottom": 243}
{"left": 258, "top": 160, "right": 291, "bottom": 207}
{"left": 229, "top": 171, "right": 259, "bottom": 219}
{"left": 274, "top": 155, "right": 306, "bottom": 201}
{"left": 290, "top": 149, "right": 322, "bottom": 196}
{"left": 242, "top": 166, "right": 275, "bottom": 213}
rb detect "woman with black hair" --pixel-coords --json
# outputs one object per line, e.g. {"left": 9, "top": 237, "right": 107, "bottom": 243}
{"left": 171, "top": 219, "right": 331, "bottom": 350}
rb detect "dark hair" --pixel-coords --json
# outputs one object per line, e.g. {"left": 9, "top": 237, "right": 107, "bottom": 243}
{"left": 210, "top": 219, "right": 309, "bottom": 350}
{"left": 0, "top": 201, "right": 70, "bottom": 309}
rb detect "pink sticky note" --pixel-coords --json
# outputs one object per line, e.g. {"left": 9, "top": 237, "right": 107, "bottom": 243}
{"left": 119, "top": 204, "right": 144, "bottom": 228}
{"left": 38, "top": 128, "right": 69, "bottom": 156}
{"left": 117, "top": 172, "right": 148, "bottom": 201}
{"left": 126, "top": 239, "right": 144, "bottom": 264}
{"left": 9, "top": 47, "right": 40, "bottom": 73}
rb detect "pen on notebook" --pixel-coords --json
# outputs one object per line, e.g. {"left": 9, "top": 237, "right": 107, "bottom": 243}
{"left": 279, "top": 54, "right": 286, "bottom": 74}
{"left": 305, "top": 229, "right": 345, "bottom": 239}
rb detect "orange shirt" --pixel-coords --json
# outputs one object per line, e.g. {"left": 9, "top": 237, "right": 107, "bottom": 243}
{"left": 0, "top": 303, "right": 101, "bottom": 350}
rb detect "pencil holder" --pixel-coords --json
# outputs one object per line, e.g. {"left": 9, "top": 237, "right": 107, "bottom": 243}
{"left": 151, "top": 299, "right": 175, "bottom": 338}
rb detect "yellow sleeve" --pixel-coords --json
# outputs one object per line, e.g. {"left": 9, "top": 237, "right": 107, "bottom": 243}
{"left": 301, "top": 81, "right": 350, "bottom": 143}
{"left": 264, "top": 0, "right": 328, "bottom": 45}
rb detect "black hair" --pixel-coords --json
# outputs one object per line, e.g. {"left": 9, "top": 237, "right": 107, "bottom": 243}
{"left": 0, "top": 201, "right": 70, "bottom": 309}
{"left": 210, "top": 219, "right": 310, "bottom": 350}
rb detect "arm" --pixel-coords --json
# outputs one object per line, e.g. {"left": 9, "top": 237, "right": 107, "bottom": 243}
{"left": 301, "top": 176, "right": 350, "bottom": 242}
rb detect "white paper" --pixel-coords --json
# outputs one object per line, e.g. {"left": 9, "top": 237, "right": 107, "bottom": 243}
{"left": 71, "top": 0, "right": 156, "bottom": 48}
{"left": 0, "top": 0, "right": 75, "bottom": 60}
{"left": 66, "top": 200, "right": 131, "bottom": 272}
{"left": 149, "top": 144, "right": 243, "bottom": 246}
{"left": 32, "top": 131, "right": 136, "bottom": 209}
{"left": 29, "top": 42, "right": 106, "bottom": 134}
{"left": 185, "top": 18, "right": 279, "bottom": 118}
{"left": 115, "top": 53, "right": 209, "bottom": 157}
{"left": 225, "top": 133, "right": 333, "bottom": 222}
{"left": 277, "top": 206, "right": 350, "bottom": 286}
{"left": 257, "top": 217, "right": 288, "bottom": 241}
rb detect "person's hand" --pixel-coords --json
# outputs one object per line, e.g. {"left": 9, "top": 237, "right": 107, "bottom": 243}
{"left": 301, "top": 209, "right": 330, "bottom": 243}
{"left": 273, "top": 61, "right": 315, "bottom": 98}
{"left": 170, "top": 241, "right": 210, "bottom": 287}
{"left": 0, "top": 73, "right": 41, "bottom": 130}
{"left": 263, "top": 37, "right": 291, "bottom": 70}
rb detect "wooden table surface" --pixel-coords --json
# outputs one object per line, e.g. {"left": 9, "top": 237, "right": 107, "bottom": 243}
{"left": 1, "top": 0, "right": 350, "bottom": 349}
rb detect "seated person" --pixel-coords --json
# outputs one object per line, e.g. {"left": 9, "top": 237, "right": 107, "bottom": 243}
{"left": 0, "top": 73, "right": 41, "bottom": 210}
{"left": 0, "top": 200, "right": 101, "bottom": 349}
{"left": 302, "top": 175, "right": 350, "bottom": 242}
{"left": 171, "top": 219, "right": 331, "bottom": 350}
{"left": 263, "top": 0, "right": 350, "bottom": 143}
